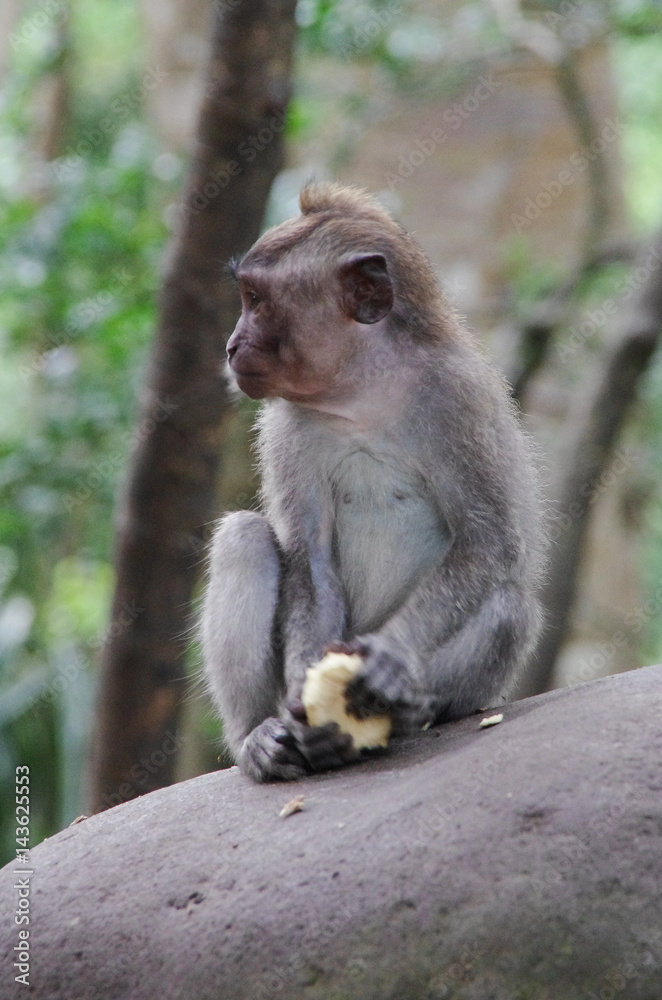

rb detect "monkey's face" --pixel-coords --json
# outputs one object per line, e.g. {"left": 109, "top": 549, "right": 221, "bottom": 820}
{"left": 226, "top": 252, "right": 394, "bottom": 405}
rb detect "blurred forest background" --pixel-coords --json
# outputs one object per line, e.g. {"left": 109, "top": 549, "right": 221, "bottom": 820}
{"left": 2, "top": 0, "right": 662, "bottom": 864}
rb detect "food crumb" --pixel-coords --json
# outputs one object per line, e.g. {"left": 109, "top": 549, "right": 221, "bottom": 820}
{"left": 479, "top": 713, "right": 504, "bottom": 729}
{"left": 279, "top": 795, "right": 305, "bottom": 818}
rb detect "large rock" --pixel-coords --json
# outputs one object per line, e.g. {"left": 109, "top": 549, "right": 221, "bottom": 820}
{"left": 2, "top": 665, "right": 661, "bottom": 999}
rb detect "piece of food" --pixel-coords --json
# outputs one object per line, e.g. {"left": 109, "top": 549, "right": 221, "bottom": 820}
{"left": 279, "top": 795, "right": 305, "bottom": 818}
{"left": 302, "top": 652, "right": 391, "bottom": 749}
{"left": 479, "top": 713, "right": 504, "bottom": 728}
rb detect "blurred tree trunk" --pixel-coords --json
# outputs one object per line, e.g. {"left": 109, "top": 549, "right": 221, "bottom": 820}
{"left": 141, "top": 0, "right": 212, "bottom": 151}
{"left": 520, "top": 232, "right": 662, "bottom": 697}
{"left": 89, "top": 0, "right": 298, "bottom": 813}
{"left": 0, "top": 0, "right": 23, "bottom": 83}
{"left": 36, "top": 7, "right": 72, "bottom": 162}
{"left": 3, "top": 0, "right": 72, "bottom": 165}
{"left": 508, "top": 51, "right": 618, "bottom": 404}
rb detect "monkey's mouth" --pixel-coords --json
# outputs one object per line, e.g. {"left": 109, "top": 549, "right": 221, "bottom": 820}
{"left": 230, "top": 367, "right": 271, "bottom": 399}
{"left": 228, "top": 357, "right": 267, "bottom": 380}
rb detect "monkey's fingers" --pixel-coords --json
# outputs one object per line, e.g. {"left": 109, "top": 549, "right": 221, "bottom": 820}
{"left": 345, "top": 676, "right": 391, "bottom": 720}
{"left": 243, "top": 748, "right": 307, "bottom": 782}
{"left": 274, "top": 729, "right": 298, "bottom": 747}
{"left": 294, "top": 721, "right": 357, "bottom": 772}
{"left": 272, "top": 745, "right": 311, "bottom": 778}
{"left": 271, "top": 726, "right": 315, "bottom": 773}
{"left": 240, "top": 718, "right": 310, "bottom": 782}
{"left": 284, "top": 697, "right": 307, "bottom": 722}
{"left": 345, "top": 646, "right": 414, "bottom": 719}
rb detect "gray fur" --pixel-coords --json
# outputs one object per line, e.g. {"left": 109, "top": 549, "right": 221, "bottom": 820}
{"left": 201, "top": 183, "right": 545, "bottom": 782}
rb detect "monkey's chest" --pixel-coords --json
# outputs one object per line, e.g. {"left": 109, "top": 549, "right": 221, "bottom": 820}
{"left": 331, "top": 451, "right": 449, "bottom": 633}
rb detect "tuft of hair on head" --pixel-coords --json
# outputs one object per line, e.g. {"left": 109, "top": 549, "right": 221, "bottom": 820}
{"left": 299, "top": 181, "right": 394, "bottom": 225}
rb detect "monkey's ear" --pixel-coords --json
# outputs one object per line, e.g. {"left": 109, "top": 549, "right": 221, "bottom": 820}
{"left": 339, "top": 254, "right": 394, "bottom": 324}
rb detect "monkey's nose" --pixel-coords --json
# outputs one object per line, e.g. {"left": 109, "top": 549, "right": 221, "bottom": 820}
{"left": 226, "top": 340, "right": 238, "bottom": 360}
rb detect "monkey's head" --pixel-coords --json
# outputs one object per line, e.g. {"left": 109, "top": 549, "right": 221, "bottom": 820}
{"left": 225, "top": 182, "right": 445, "bottom": 405}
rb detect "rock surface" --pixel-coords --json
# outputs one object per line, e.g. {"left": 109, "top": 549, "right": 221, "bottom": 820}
{"left": 2, "top": 665, "right": 661, "bottom": 999}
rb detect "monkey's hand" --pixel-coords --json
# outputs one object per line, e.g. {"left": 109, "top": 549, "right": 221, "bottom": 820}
{"left": 283, "top": 700, "right": 359, "bottom": 773}
{"left": 328, "top": 640, "right": 437, "bottom": 736}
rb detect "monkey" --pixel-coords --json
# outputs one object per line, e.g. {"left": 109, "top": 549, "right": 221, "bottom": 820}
{"left": 201, "top": 182, "right": 545, "bottom": 782}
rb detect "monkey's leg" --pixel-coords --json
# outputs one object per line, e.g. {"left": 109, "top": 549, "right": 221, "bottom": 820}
{"left": 202, "top": 512, "right": 355, "bottom": 781}
{"left": 425, "top": 582, "right": 539, "bottom": 721}
{"left": 202, "top": 511, "right": 309, "bottom": 781}
{"left": 345, "top": 582, "right": 539, "bottom": 731}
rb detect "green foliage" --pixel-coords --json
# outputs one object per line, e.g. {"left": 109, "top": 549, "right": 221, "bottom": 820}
{"left": 609, "top": 0, "right": 662, "bottom": 37}
{"left": 613, "top": 34, "right": 662, "bottom": 230}
{"left": 501, "top": 235, "right": 565, "bottom": 308}
{"left": 611, "top": 28, "right": 662, "bottom": 662}
{"left": 296, "top": 0, "right": 491, "bottom": 95}
{"left": 0, "top": 0, "right": 179, "bottom": 864}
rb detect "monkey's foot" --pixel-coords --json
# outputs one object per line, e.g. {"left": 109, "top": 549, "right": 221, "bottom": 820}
{"left": 238, "top": 718, "right": 310, "bottom": 782}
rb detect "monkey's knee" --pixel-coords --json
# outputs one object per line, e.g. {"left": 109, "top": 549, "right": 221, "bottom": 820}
{"left": 202, "top": 512, "right": 280, "bottom": 659}
{"left": 207, "top": 510, "right": 280, "bottom": 581}
{"left": 203, "top": 510, "right": 280, "bottom": 642}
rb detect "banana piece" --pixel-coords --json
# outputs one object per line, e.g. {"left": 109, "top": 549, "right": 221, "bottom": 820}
{"left": 302, "top": 652, "right": 391, "bottom": 750}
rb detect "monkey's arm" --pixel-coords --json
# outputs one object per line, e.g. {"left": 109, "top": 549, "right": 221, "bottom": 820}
{"left": 344, "top": 545, "right": 539, "bottom": 731}
{"left": 260, "top": 405, "right": 352, "bottom": 692}
{"left": 344, "top": 469, "right": 542, "bottom": 732}
{"left": 342, "top": 360, "right": 543, "bottom": 731}
{"left": 254, "top": 544, "right": 363, "bottom": 776}
{"left": 280, "top": 543, "right": 348, "bottom": 691}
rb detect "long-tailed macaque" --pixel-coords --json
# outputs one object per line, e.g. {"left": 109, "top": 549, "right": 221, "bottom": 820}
{"left": 201, "top": 182, "right": 545, "bottom": 781}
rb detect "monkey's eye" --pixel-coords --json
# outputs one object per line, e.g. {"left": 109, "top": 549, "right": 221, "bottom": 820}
{"left": 246, "top": 290, "right": 260, "bottom": 310}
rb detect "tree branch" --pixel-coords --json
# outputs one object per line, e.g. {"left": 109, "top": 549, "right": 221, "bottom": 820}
{"left": 508, "top": 240, "right": 637, "bottom": 402}
{"left": 490, "top": 6, "right": 618, "bottom": 404}
{"left": 519, "top": 231, "right": 662, "bottom": 697}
